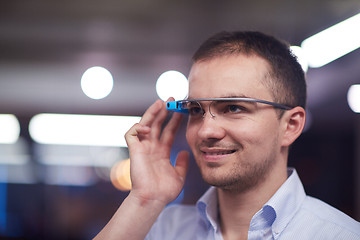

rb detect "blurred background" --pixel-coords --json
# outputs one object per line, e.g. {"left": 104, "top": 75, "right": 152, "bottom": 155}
{"left": 1, "top": 0, "right": 360, "bottom": 239}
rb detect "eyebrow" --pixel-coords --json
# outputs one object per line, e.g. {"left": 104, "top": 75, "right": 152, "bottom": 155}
{"left": 187, "top": 94, "right": 251, "bottom": 100}
{"left": 219, "top": 94, "right": 251, "bottom": 99}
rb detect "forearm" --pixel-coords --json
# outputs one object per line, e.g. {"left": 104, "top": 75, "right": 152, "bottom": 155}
{"left": 94, "top": 193, "right": 166, "bottom": 240}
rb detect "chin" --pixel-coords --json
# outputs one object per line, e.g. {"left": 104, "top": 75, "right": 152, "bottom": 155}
{"left": 199, "top": 167, "right": 235, "bottom": 187}
{"left": 199, "top": 165, "right": 268, "bottom": 193}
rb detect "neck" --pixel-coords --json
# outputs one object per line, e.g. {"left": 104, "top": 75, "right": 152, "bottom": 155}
{"left": 217, "top": 164, "right": 288, "bottom": 240}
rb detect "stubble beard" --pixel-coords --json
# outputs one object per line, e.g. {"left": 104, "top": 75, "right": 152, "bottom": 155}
{"left": 197, "top": 142, "right": 279, "bottom": 193}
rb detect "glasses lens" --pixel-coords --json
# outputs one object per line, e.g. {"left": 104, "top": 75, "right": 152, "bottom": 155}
{"left": 210, "top": 100, "right": 252, "bottom": 118}
{"left": 184, "top": 101, "right": 204, "bottom": 118}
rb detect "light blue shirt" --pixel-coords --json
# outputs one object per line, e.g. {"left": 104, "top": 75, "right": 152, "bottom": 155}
{"left": 146, "top": 168, "right": 360, "bottom": 239}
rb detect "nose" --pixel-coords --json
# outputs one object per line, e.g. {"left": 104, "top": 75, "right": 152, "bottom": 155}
{"left": 196, "top": 113, "right": 226, "bottom": 141}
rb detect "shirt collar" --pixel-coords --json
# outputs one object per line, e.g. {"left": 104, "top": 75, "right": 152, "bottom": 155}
{"left": 264, "top": 168, "right": 306, "bottom": 236}
{"left": 196, "top": 168, "right": 306, "bottom": 235}
{"left": 196, "top": 186, "right": 219, "bottom": 230}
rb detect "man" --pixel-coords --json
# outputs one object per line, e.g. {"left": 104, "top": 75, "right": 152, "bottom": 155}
{"left": 94, "top": 31, "right": 360, "bottom": 240}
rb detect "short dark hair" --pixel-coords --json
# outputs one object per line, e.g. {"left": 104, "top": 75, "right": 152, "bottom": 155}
{"left": 192, "top": 31, "right": 307, "bottom": 110}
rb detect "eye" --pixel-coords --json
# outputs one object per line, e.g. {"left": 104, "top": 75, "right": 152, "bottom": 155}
{"left": 216, "top": 101, "right": 248, "bottom": 115}
{"left": 187, "top": 102, "right": 204, "bottom": 117}
{"left": 226, "top": 104, "right": 246, "bottom": 113}
{"left": 188, "top": 106, "right": 203, "bottom": 116}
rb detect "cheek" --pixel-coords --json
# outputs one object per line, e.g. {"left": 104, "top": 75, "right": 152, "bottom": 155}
{"left": 246, "top": 122, "right": 280, "bottom": 147}
{"left": 185, "top": 124, "right": 196, "bottom": 147}
{"left": 230, "top": 120, "right": 277, "bottom": 145}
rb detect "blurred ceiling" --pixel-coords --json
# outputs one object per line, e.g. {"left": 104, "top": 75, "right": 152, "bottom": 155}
{"left": 0, "top": 0, "right": 360, "bottom": 132}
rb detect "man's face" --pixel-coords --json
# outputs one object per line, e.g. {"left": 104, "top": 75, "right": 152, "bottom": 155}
{"left": 185, "top": 54, "right": 285, "bottom": 192}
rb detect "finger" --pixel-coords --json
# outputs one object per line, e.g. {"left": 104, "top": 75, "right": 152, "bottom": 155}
{"left": 160, "top": 112, "right": 183, "bottom": 147}
{"left": 139, "top": 100, "right": 164, "bottom": 127}
{"left": 125, "top": 123, "right": 151, "bottom": 149}
{"left": 174, "top": 151, "right": 189, "bottom": 183}
{"left": 158, "top": 97, "right": 181, "bottom": 144}
{"left": 150, "top": 100, "right": 170, "bottom": 139}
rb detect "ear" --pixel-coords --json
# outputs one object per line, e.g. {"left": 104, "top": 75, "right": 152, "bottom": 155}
{"left": 280, "top": 106, "right": 306, "bottom": 147}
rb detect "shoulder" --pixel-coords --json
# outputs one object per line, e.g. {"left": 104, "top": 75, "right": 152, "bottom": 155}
{"left": 287, "top": 196, "right": 360, "bottom": 238}
{"left": 303, "top": 196, "right": 359, "bottom": 229}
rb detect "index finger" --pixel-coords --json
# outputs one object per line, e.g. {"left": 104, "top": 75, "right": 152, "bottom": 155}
{"left": 139, "top": 99, "right": 165, "bottom": 127}
{"left": 160, "top": 112, "right": 183, "bottom": 147}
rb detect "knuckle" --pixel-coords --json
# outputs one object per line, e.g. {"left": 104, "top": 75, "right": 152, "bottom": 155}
{"left": 125, "top": 123, "right": 139, "bottom": 136}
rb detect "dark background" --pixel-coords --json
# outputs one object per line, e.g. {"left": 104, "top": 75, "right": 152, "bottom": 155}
{"left": 0, "top": 0, "right": 360, "bottom": 239}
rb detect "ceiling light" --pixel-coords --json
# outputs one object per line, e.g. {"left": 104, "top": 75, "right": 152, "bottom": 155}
{"left": 29, "top": 114, "right": 141, "bottom": 146}
{"left": 347, "top": 84, "right": 360, "bottom": 113}
{"left": 301, "top": 12, "right": 360, "bottom": 68}
{"left": 156, "top": 70, "right": 188, "bottom": 101}
{"left": 0, "top": 114, "right": 20, "bottom": 144}
{"left": 81, "top": 66, "right": 114, "bottom": 99}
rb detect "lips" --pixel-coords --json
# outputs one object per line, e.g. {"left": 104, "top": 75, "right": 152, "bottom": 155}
{"left": 199, "top": 146, "right": 237, "bottom": 156}
{"left": 202, "top": 150, "right": 236, "bottom": 155}
{"left": 198, "top": 148, "right": 237, "bottom": 164}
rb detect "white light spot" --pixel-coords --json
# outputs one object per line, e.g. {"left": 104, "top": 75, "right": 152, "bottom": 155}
{"left": 81, "top": 66, "right": 114, "bottom": 99}
{"left": 156, "top": 70, "right": 188, "bottom": 101}
{"left": 301, "top": 13, "right": 360, "bottom": 68}
{"left": 0, "top": 114, "right": 20, "bottom": 144}
{"left": 29, "top": 114, "right": 141, "bottom": 147}
{"left": 348, "top": 84, "right": 360, "bottom": 113}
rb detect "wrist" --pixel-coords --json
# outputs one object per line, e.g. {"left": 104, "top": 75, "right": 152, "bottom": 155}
{"left": 127, "top": 191, "right": 168, "bottom": 211}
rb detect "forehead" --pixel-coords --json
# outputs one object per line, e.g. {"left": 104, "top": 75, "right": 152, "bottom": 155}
{"left": 188, "top": 54, "right": 273, "bottom": 100}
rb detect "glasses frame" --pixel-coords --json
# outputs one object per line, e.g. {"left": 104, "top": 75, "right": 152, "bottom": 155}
{"left": 167, "top": 98, "right": 293, "bottom": 115}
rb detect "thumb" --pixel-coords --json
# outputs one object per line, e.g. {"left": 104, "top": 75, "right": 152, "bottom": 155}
{"left": 174, "top": 150, "right": 189, "bottom": 183}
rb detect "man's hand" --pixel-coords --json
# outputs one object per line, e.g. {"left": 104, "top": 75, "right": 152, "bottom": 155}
{"left": 125, "top": 99, "right": 189, "bottom": 206}
{"left": 93, "top": 99, "right": 189, "bottom": 240}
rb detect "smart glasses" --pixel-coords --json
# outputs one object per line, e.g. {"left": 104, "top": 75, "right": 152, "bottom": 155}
{"left": 167, "top": 98, "right": 293, "bottom": 119}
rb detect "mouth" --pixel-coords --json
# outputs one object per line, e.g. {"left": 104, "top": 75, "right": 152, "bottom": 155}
{"left": 199, "top": 146, "right": 238, "bottom": 156}
{"left": 202, "top": 150, "right": 236, "bottom": 155}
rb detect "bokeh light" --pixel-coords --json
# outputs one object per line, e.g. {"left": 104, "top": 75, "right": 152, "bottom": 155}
{"left": 156, "top": 70, "right": 188, "bottom": 101}
{"left": 301, "top": 13, "right": 360, "bottom": 68}
{"left": 81, "top": 66, "right": 114, "bottom": 99}
{"left": 29, "top": 114, "right": 140, "bottom": 147}
{"left": 0, "top": 114, "right": 20, "bottom": 144}
{"left": 348, "top": 84, "right": 360, "bottom": 113}
{"left": 110, "top": 159, "right": 131, "bottom": 191}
